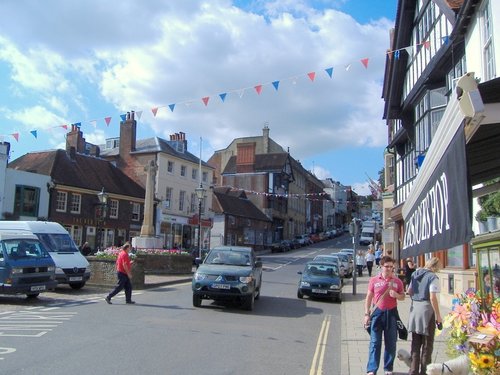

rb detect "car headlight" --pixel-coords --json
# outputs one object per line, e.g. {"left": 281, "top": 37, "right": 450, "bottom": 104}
{"left": 239, "top": 275, "right": 253, "bottom": 283}
{"left": 11, "top": 268, "right": 23, "bottom": 275}
{"left": 330, "top": 284, "right": 340, "bottom": 290}
{"left": 47, "top": 266, "right": 55, "bottom": 272}
{"left": 194, "top": 273, "right": 207, "bottom": 281}
{"left": 300, "top": 281, "right": 310, "bottom": 287}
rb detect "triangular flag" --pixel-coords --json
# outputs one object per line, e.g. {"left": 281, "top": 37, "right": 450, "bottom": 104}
{"left": 152, "top": 107, "right": 158, "bottom": 117}
{"left": 73, "top": 122, "right": 81, "bottom": 127}
{"left": 11, "top": 133, "right": 19, "bottom": 142}
{"left": 89, "top": 120, "right": 97, "bottom": 128}
{"left": 61, "top": 125, "right": 68, "bottom": 130}
{"left": 325, "top": 67, "right": 333, "bottom": 78}
{"left": 105, "top": 117, "right": 112, "bottom": 126}
{"left": 423, "top": 41, "right": 430, "bottom": 49}
{"left": 345, "top": 64, "right": 351, "bottom": 71}
{"left": 219, "top": 93, "right": 227, "bottom": 102}
{"left": 202, "top": 97, "right": 210, "bottom": 106}
{"left": 238, "top": 90, "right": 245, "bottom": 98}
{"left": 30, "top": 130, "right": 37, "bottom": 138}
{"left": 272, "top": 81, "right": 280, "bottom": 90}
{"left": 442, "top": 36, "right": 449, "bottom": 45}
{"left": 169, "top": 104, "right": 175, "bottom": 112}
{"left": 404, "top": 47, "right": 412, "bottom": 56}
{"left": 387, "top": 50, "right": 393, "bottom": 61}
{"left": 136, "top": 110, "right": 143, "bottom": 120}
{"left": 395, "top": 50, "right": 400, "bottom": 60}
{"left": 120, "top": 114, "right": 126, "bottom": 122}
{"left": 307, "top": 72, "right": 316, "bottom": 82}
{"left": 361, "top": 58, "right": 369, "bottom": 69}
{"left": 254, "top": 85, "right": 263, "bottom": 95}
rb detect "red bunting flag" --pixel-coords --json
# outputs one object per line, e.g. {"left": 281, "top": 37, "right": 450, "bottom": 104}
{"left": 423, "top": 41, "right": 430, "bottom": 49}
{"left": 152, "top": 107, "right": 158, "bottom": 117}
{"left": 202, "top": 97, "right": 210, "bottom": 106}
{"left": 11, "top": 133, "right": 19, "bottom": 142}
{"left": 254, "top": 85, "right": 262, "bottom": 95}
{"left": 105, "top": 117, "right": 112, "bottom": 126}
{"left": 307, "top": 72, "right": 316, "bottom": 82}
{"left": 361, "top": 58, "right": 369, "bottom": 69}
{"left": 61, "top": 124, "right": 68, "bottom": 130}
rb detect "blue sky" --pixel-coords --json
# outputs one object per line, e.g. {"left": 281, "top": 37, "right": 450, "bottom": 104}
{"left": 0, "top": 0, "right": 397, "bottom": 195}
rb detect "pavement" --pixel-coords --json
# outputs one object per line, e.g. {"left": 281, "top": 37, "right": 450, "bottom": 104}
{"left": 142, "top": 266, "right": 452, "bottom": 375}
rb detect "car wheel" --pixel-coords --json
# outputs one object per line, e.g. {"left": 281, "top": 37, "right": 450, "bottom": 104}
{"left": 297, "top": 289, "right": 304, "bottom": 299}
{"left": 26, "top": 293, "right": 39, "bottom": 298}
{"left": 69, "top": 282, "right": 86, "bottom": 290}
{"left": 193, "top": 294, "right": 202, "bottom": 307}
{"left": 242, "top": 293, "right": 255, "bottom": 311}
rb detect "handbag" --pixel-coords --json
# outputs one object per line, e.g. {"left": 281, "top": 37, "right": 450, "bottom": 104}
{"left": 395, "top": 308, "right": 408, "bottom": 340}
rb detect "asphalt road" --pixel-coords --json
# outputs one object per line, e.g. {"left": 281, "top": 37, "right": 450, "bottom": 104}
{"left": 0, "top": 235, "right": 355, "bottom": 375}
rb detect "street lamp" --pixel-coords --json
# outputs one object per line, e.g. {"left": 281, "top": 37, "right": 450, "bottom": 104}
{"left": 95, "top": 188, "right": 109, "bottom": 252}
{"left": 195, "top": 184, "right": 206, "bottom": 259}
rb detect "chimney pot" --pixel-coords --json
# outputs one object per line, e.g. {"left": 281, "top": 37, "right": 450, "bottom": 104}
{"left": 131, "top": 110, "right": 135, "bottom": 120}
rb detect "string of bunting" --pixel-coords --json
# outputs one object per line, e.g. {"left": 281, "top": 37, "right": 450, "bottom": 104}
{"left": 0, "top": 35, "right": 450, "bottom": 143}
{"left": 224, "top": 186, "right": 359, "bottom": 203}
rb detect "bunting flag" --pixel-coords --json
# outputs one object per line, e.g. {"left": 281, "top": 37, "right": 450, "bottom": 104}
{"left": 3, "top": 34, "right": 451, "bottom": 145}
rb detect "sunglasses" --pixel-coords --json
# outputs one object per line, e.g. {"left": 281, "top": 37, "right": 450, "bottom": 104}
{"left": 382, "top": 265, "right": 394, "bottom": 268}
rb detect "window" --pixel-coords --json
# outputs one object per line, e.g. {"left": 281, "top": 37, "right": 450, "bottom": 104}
{"left": 481, "top": 2, "right": 496, "bottom": 80}
{"left": 70, "top": 194, "right": 81, "bottom": 214}
{"left": 192, "top": 168, "right": 198, "bottom": 180}
{"left": 179, "top": 191, "right": 186, "bottom": 211}
{"left": 105, "top": 138, "right": 120, "bottom": 149}
{"left": 14, "top": 186, "right": 40, "bottom": 217}
{"left": 167, "top": 161, "right": 174, "bottom": 173}
{"left": 190, "top": 193, "right": 197, "bottom": 213}
{"left": 66, "top": 225, "right": 82, "bottom": 246}
{"left": 180, "top": 165, "right": 187, "bottom": 177}
{"left": 202, "top": 171, "right": 208, "bottom": 183}
{"left": 131, "top": 202, "right": 140, "bottom": 221}
{"left": 414, "top": 87, "right": 447, "bottom": 154}
{"left": 56, "top": 191, "right": 67, "bottom": 212}
{"left": 109, "top": 199, "right": 119, "bottom": 218}
{"left": 165, "top": 187, "right": 173, "bottom": 209}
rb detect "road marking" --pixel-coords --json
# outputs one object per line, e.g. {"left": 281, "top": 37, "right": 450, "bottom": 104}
{"left": 0, "top": 309, "right": 77, "bottom": 337}
{"left": 0, "top": 347, "right": 16, "bottom": 360}
{"left": 309, "top": 314, "right": 331, "bottom": 375}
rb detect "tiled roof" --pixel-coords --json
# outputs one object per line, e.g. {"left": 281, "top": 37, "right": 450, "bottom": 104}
{"left": 213, "top": 187, "right": 271, "bottom": 222}
{"left": 8, "top": 149, "right": 144, "bottom": 198}
{"left": 222, "top": 153, "right": 289, "bottom": 174}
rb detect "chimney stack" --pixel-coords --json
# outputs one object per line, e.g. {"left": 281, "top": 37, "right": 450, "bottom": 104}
{"left": 119, "top": 109, "right": 137, "bottom": 158}
{"left": 66, "top": 123, "right": 86, "bottom": 154}
{"left": 263, "top": 124, "right": 270, "bottom": 154}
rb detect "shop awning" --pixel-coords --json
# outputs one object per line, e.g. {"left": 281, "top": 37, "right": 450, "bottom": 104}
{"left": 401, "top": 93, "right": 473, "bottom": 258}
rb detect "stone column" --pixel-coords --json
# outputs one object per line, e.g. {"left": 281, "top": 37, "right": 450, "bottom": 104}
{"left": 140, "top": 159, "right": 158, "bottom": 237}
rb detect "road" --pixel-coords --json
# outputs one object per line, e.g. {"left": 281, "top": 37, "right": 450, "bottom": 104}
{"left": 0, "top": 235, "right": 356, "bottom": 375}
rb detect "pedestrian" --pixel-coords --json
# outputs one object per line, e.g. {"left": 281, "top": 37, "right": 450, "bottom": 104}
{"left": 364, "top": 255, "right": 405, "bottom": 375}
{"left": 365, "top": 248, "right": 375, "bottom": 277}
{"left": 356, "top": 250, "right": 366, "bottom": 277}
{"left": 404, "top": 258, "right": 416, "bottom": 292}
{"left": 105, "top": 242, "right": 135, "bottom": 305}
{"left": 79, "top": 241, "right": 92, "bottom": 256}
{"left": 375, "top": 243, "right": 382, "bottom": 266}
{"left": 407, "top": 257, "right": 442, "bottom": 375}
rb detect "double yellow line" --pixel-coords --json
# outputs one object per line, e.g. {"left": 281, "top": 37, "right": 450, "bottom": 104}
{"left": 309, "top": 314, "right": 331, "bottom": 375}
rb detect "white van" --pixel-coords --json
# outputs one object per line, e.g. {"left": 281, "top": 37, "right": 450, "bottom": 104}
{"left": 359, "top": 227, "right": 375, "bottom": 246}
{"left": 0, "top": 221, "right": 91, "bottom": 289}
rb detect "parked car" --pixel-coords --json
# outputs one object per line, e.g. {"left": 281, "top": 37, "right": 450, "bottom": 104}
{"left": 290, "top": 238, "right": 301, "bottom": 249}
{"left": 332, "top": 252, "right": 353, "bottom": 278}
{"left": 271, "top": 240, "right": 291, "bottom": 253}
{"left": 192, "top": 246, "right": 263, "bottom": 310}
{"left": 309, "top": 233, "right": 321, "bottom": 243}
{"left": 313, "top": 255, "right": 346, "bottom": 278}
{"left": 295, "top": 234, "right": 312, "bottom": 246}
{"left": 297, "top": 261, "right": 342, "bottom": 303}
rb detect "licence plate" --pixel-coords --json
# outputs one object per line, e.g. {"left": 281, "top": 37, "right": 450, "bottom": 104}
{"left": 211, "top": 283, "right": 230, "bottom": 290}
{"left": 30, "top": 285, "right": 46, "bottom": 292}
{"left": 69, "top": 276, "right": 83, "bottom": 282}
{"left": 312, "top": 289, "right": 328, "bottom": 294}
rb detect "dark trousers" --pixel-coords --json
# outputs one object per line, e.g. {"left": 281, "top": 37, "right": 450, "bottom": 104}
{"left": 356, "top": 265, "right": 363, "bottom": 276}
{"left": 366, "top": 261, "right": 374, "bottom": 276}
{"left": 107, "top": 272, "right": 132, "bottom": 302}
{"left": 409, "top": 316, "right": 436, "bottom": 375}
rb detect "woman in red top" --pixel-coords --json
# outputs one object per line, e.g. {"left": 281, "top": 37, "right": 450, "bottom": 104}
{"left": 105, "top": 242, "right": 135, "bottom": 304}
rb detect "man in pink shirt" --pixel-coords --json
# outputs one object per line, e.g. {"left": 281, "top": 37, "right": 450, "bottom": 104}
{"left": 105, "top": 242, "right": 135, "bottom": 304}
{"left": 363, "top": 255, "right": 405, "bottom": 375}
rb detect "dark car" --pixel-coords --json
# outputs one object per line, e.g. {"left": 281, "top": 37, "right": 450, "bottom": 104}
{"left": 271, "top": 240, "right": 291, "bottom": 253}
{"left": 192, "top": 246, "right": 263, "bottom": 311}
{"left": 297, "top": 262, "right": 342, "bottom": 303}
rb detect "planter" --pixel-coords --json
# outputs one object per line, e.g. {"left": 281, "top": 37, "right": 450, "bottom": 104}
{"left": 138, "top": 254, "right": 192, "bottom": 274}
{"left": 486, "top": 216, "right": 498, "bottom": 232}
{"left": 87, "top": 256, "right": 145, "bottom": 289}
{"left": 478, "top": 220, "right": 489, "bottom": 234}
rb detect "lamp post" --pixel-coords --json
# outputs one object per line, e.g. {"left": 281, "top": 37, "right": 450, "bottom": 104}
{"left": 195, "top": 184, "right": 206, "bottom": 259}
{"left": 95, "top": 188, "right": 109, "bottom": 252}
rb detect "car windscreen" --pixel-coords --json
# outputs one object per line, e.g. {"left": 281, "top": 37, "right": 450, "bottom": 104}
{"left": 36, "top": 233, "right": 79, "bottom": 253}
{"left": 306, "top": 264, "right": 339, "bottom": 276}
{"left": 2, "top": 239, "right": 51, "bottom": 259}
{"left": 205, "top": 250, "right": 251, "bottom": 266}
